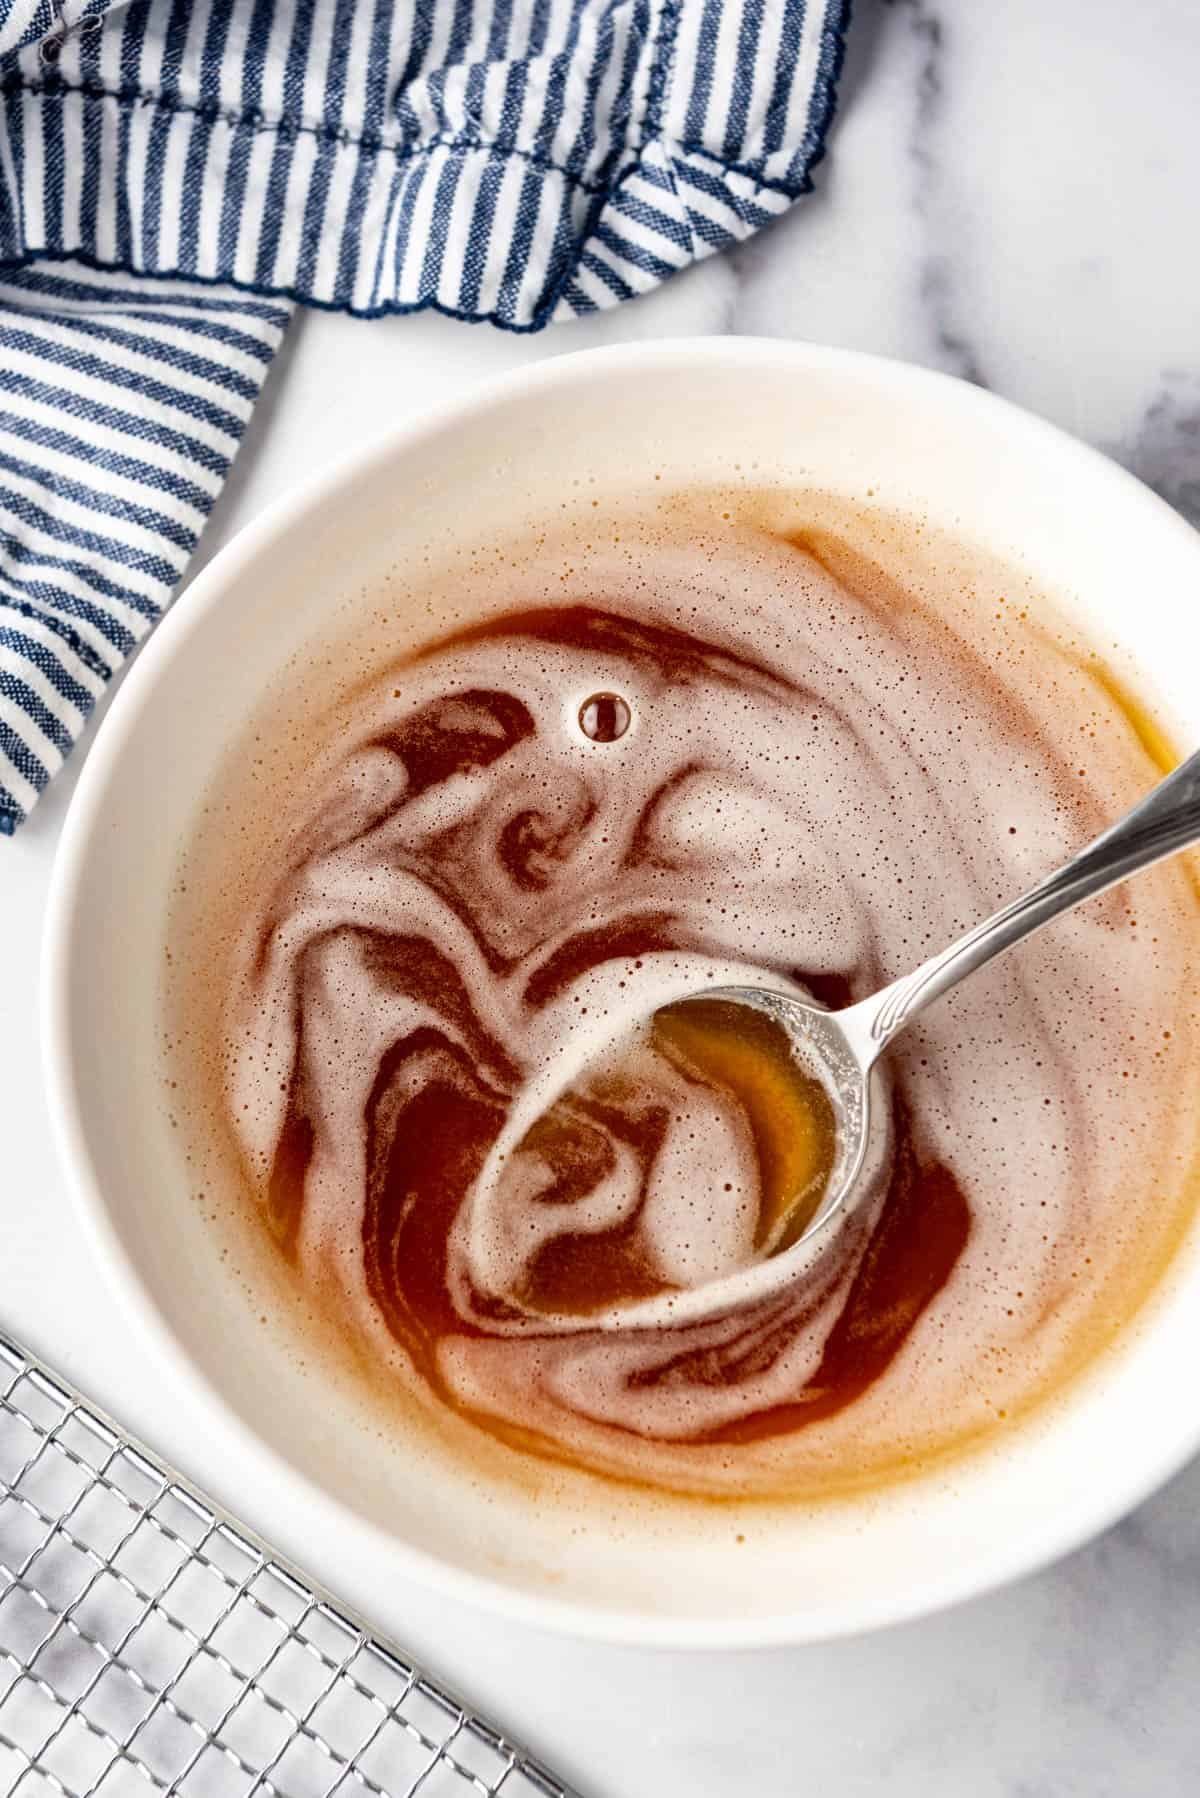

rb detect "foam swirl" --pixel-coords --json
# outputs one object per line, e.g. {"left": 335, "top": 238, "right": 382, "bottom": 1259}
{"left": 207, "top": 521, "right": 1200, "bottom": 1495}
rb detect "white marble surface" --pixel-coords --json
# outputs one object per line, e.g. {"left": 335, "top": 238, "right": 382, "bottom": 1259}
{"left": 5, "top": 2, "right": 1200, "bottom": 1791}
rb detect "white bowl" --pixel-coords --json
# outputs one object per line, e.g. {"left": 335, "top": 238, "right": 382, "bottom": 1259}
{"left": 43, "top": 340, "right": 1200, "bottom": 1647}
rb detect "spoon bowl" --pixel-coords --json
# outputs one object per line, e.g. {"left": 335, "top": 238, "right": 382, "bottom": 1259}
{"left": 707, "top": 738, "right": 1200, "bottom": 1262}
{"left": 689, "top": 986, "right": 877, "bottom": 1249}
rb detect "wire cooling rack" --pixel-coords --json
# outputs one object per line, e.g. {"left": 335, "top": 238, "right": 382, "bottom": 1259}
{"left": 0, "top": 1330, "right": 579, "bottom": 1798}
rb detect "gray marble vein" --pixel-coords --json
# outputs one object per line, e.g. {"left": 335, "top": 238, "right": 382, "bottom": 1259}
{"left": 903, "top": 0, "right": 990, "bottom": 386}
{"left": 1116, "top": 373, "right": 1200, "bottom": 529}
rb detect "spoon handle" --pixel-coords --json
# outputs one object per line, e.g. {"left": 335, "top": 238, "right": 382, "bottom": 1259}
{"left": 849, "top": 744, "right": 1200, "bottom": 1060}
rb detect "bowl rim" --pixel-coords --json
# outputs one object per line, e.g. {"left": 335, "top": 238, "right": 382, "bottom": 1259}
{"left": 41, "top": 335, "right": 1200, "bottom": 1648}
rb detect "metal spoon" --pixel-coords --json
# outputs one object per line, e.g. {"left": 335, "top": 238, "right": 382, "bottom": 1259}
{"left": 707, "top": 743, "right": 1200, "bottom": 1255}
{"left": 470, "top": 745, "right": 1200, "bottom": 1332}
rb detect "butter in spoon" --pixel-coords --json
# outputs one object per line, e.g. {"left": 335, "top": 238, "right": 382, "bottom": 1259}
{"left": 749, "top": 740, "right": 1200, "bottom": 1256}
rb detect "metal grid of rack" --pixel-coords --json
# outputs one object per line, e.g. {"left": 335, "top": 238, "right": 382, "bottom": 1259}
{"left": 0, "top": 1331, "right": 579, "bottom": 1798}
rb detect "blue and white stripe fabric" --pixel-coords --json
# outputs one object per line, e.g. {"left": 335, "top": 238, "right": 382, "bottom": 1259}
{"left": 0, "top": 262, "right": 290, "bottom": 833}
{"left": 0, "top": 0, "right": 848, "bottom": 832}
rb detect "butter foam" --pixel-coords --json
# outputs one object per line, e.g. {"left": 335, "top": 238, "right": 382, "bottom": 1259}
{"left": 168, "top": 497, "right": 1200, "bottom": 1499}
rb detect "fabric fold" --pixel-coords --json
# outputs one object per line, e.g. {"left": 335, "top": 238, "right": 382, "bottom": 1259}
{"left": 0, "top": 261, "right": 290, "bottom": 833}
{"left": 0, "top": 0, "right": 848, "bottom": 325}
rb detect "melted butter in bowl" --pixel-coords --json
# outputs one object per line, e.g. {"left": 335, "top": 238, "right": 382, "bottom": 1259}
{"left": 164, "top": 490, "right": 1200, "bottom": 1502}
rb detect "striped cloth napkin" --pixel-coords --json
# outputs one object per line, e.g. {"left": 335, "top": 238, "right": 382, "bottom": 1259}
{"left": 0, "top": 0, "right": 848, "bottom": 834}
